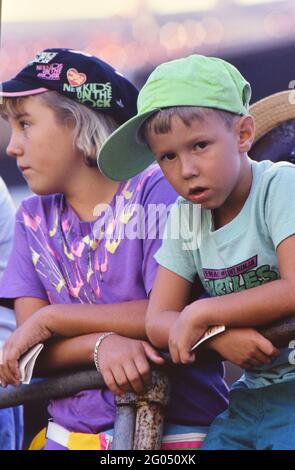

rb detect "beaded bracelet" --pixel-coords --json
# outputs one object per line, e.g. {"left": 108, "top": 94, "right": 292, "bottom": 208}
{"left": 93, "top": 332, "right": 115, "bottom": 373}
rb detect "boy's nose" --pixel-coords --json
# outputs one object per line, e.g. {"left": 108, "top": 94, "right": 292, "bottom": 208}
{"left": 180, "top": 156, "right": 199, "bottom": 179}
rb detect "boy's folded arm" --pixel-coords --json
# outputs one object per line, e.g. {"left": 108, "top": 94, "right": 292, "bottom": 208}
{"left": 194, "top": 234, "right": 295, "bottom": 329}
{"left": 145, "top": 266, "right": 193, "bottom": 348}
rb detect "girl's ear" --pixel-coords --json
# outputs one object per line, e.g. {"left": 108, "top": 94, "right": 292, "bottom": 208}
{"left": 236, "top": 115, "right": 255, "bottom": 153}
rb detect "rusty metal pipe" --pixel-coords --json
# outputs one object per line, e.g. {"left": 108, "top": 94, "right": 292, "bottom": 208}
{"left": 0, "top": 369, "right": 103, "bottom": 409}
{"left": 113, "top": 393, "right": 137, "bottom": 450}
{"left": 259, "top": 316, "right": 295, "bottom": 348}
{"left": 133, "top": 370, "right": 170, "bottom": 450}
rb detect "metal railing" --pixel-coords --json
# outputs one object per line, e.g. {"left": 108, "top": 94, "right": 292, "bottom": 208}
{"left": 0, "top": 366, "right": 171, "bottom": 450}
{"left": 0, "top": 318, "right": 295, "bottom": 450}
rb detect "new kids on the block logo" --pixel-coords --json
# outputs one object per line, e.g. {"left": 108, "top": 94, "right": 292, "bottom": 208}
{"left": 203, "top": 255, "right": 278, "bottom": 296}
{"left": 63, "top": 69, "right": 112, "bottom": 108}
{"left": 36, "top": 63, "right": 64, "bottom": 80}
{"left": 67, "top": 68, "right": 87, "bottom": 87}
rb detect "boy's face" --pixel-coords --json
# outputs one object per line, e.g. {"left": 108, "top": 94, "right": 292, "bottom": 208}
{"left": 147, "top": 113, "right": 252, "bottom": 213}
{"left": 5, "top": 95, "right": 84, "bottom": 195}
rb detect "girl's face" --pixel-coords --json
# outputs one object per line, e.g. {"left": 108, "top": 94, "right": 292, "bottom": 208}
{"left": 5, "top": 95, "right": 85, "bottom": 195}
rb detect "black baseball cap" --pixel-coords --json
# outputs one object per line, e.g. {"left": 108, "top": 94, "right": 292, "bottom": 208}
{"left": 0, "top": 48, "right": 138, "bottom": 124}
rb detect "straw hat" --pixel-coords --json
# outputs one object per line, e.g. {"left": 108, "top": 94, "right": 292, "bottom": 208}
{"left": 250, "top": 90, "right": 295, "bottom": 144}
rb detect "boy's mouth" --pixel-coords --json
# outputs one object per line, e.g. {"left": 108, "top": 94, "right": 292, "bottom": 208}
{"left": 188, "top": 186, "right": 208, "bottom": 196}
{"left": 188, "top": 186, "right": 210, "bottom": 203}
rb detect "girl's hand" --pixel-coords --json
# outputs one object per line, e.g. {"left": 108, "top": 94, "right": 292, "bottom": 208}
{"left": 0, "top": 310, "right": 52, "bottom": 387}
{"left": 208, "top": 327, "right": 280, "bottom": 369}
{"left": 97, "top": 335, "right": 165, "bottom": 396}
{"left": 168, "top": 305, "right": 208, "bottom": 364}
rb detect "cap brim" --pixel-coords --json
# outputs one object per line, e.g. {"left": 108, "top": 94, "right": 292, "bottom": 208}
{"left": 98, "top": 110, "right": 158, "bottom": 181}
{"left": 250, "top": 90, "right": 295, "bottom": 144}
{"left": 0, "top": 78, "right": 48, "bottom": 97}
{"left": 101, "top": 91, "right": 295, "bottom": 180}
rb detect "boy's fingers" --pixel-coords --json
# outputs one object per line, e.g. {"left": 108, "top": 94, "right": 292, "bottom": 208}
{"left": 258, "top": 336, "right": 280, "bottom": 357}
{"left": 251, "top": 349, "right": 272, "bottom": 365}
{"left": 168, "top": 332, "right": 182, "bottom": 363}
{"left": 243, "top": 361, "right": 253, "bottom": 370}
{"left": 247, "top": 357, "right": 264, "bottom": 368}
{"left": 168, "top": 341, "right": 179, "bottom": 363}
{"left": 180, "top": 349, "right": 196, "bottom": 364}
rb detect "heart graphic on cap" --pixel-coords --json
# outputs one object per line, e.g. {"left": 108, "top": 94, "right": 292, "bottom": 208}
{"left": 67, "top": 68, "right": 87, "bottom": 87}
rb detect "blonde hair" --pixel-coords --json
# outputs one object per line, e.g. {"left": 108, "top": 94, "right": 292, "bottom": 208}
{"left": 0, "top": 91, "right": 118, "bottom": 167}
{"left": 140, "top": 106, "right": 239, "bottom": 143}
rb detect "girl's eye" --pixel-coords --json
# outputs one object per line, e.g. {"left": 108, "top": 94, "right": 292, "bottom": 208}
{"left": 194, "top": 141, "right": 208, "bottom": 150}
{"left": 19, "top": 121, "right": 29, "bottom": 130}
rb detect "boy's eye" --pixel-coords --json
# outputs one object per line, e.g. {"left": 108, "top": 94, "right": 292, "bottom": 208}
{"left": 194, "top": 141, "right": 208, "bottom": 150}
{"left": 161, "top": 153, "right": 176, "bottom": 161}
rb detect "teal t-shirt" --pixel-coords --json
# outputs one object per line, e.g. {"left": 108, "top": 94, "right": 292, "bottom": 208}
{"left": 155, "top": 158, "right": 295, "bottom": 389}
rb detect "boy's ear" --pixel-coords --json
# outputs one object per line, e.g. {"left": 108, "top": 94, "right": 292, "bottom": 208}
{"left": 236, "top": 115, "right": 255, "bottom": 153}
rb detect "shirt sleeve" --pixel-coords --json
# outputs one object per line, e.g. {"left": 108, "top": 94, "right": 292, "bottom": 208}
{"left": 264, "top": 164, "right": 295, "bottom": 249}
{"left": 0, "top": 202, "right": 48, "bottom": 301}
{"left": 155, "top": 198, "right": 199, "bottom": 282}
{"left": 140, "top": 170, "right": 178, "bottom": 295}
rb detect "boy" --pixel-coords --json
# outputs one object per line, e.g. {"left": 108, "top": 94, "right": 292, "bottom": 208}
{"left": 98, "top": 54, "right": 295, "bottom": 449}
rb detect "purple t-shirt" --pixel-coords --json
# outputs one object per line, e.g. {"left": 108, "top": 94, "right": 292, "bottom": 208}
{"left": 0, "top": 165, "right": 228, "bottom": 433}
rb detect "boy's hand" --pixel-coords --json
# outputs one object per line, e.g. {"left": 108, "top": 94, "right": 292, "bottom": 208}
{"left": 168, "top": 305, "right": 208, "bottom": 364}
{"left": 0, "top": 311, "right": 52, "bottom": 388}
{"left": 97, "top": 335, "right": 165, "bottom": 396}
{"left": 207, "top": 327, "right": 280, "bottom": 369}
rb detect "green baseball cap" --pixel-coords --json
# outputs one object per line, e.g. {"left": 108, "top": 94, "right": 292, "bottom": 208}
{"left": 98, "top": 54, "right": 251, "bottom": 181}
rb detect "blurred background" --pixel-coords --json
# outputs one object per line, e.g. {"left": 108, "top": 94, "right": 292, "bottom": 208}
{"left": 1, "top": 0, "right": 295, "bottom": 204}
{"left": 1, "top": 0, "right": 295, "bottom": 445}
